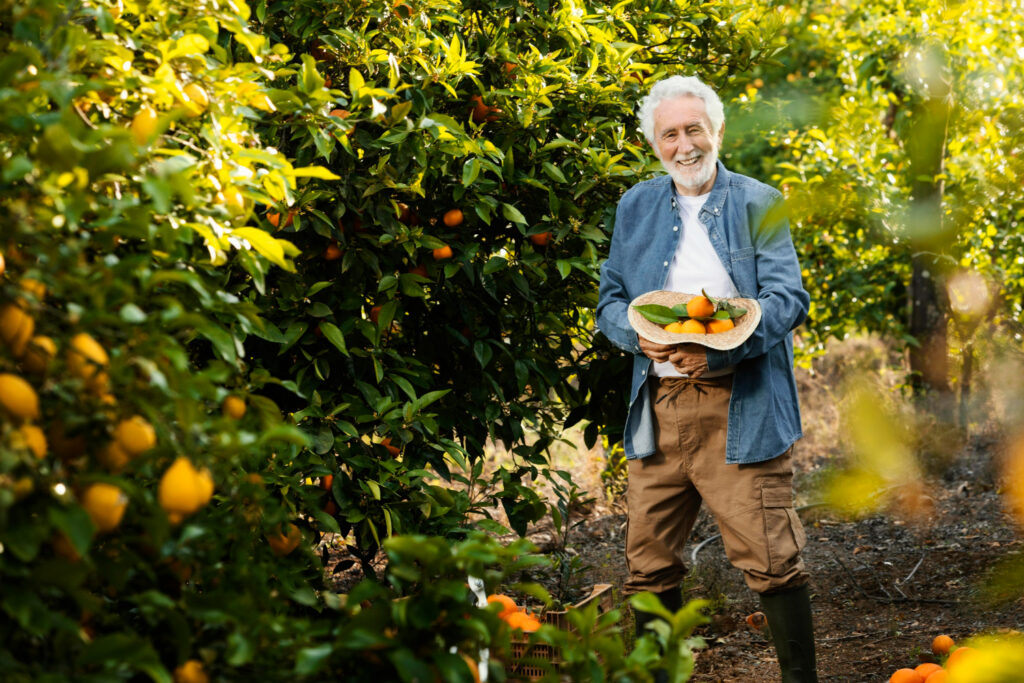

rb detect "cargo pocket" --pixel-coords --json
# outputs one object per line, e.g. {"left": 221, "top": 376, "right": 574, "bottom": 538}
{"left": 761, "top": 484, "right": 807, "bottom": 576}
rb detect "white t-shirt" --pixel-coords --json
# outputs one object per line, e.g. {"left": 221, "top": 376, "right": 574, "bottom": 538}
{"left": 651, "top": 192, "right": 740, "bottom": 378}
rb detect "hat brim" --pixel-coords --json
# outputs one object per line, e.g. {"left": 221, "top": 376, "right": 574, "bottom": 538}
{"left": 627, "top": 290, "right": 762, "bottom": 350}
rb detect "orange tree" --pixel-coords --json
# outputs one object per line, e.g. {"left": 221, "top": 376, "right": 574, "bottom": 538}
{"left": 1, "top": 0, "right": 782, "bottom": 679}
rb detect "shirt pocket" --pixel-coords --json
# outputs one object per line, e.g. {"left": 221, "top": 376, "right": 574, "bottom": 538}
{"left": 730, "top": 247, "right": 755, "bottom": 264}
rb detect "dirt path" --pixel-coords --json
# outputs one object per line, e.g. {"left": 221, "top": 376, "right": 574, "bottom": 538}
{"left": 561, "top": 433, "right": 1024, "bottom": 682}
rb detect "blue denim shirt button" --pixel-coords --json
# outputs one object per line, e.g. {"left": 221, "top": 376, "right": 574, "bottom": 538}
{"left": 673, "top": 226, "right": 679, "bottom": 231}
{"left": 663, "top": 261, "right": 668, "bottom": 266}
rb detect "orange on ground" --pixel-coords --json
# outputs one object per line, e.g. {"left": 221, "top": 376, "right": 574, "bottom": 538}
{"left": 324, "top": 242, "right": 343, "bottom": 261}
{"left": 663, "top": 321, "right": 687, "bottom": 334}
{"left": 487, "top": 594, "right": 518, "bottom": 618}
{"left": 932, "top": 634, "right": 955, "bottom": 656}
{"left": 744, "top": 611, "right": 767, "bottom": 630}
{"left": 924, "top": 671, "right": 948, "bottom": 683}
{"left": 914, "top": 663, "right": 942, "bottom": 679}
{"left": 266, "top": 523, "right": 302, "bottom": 556}
{"left": 433, "top": 245, "right": 453, "bottom": 260}
{"left": 707, "top": 317, "right": 735, "bottom": 334}
{"left": 529, "top": 232, "right": 552, "bottom": 247}
{"left": 222, "top": 395, "right": 246, "bottom": 419}
{"left": 679, "top": 318, "right": 706, "bottom": 334}
{"left": 889, "top": 669, "right": 923, "bottom": 683}
{"left": 443, "top": 208, "right": 464, "bottom": 227}
{"left": 687, "top": 295, "right": 715, "bottom": 318}
{"left": 944, "top": 646, "right": 978, "bottom": 672}
{"left": 505, "top": 611, "right": 542, "bottom": 632}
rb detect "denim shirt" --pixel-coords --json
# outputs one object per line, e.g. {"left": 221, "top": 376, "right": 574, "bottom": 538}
{"left": 596, "top": 162, "right": 810, "bottom": 464}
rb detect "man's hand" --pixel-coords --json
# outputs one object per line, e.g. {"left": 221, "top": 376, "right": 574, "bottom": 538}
{"left": 638, "top": 336, "right": 677, "bottom": 363}
{"left": 668, "top": 343, "right": 708, "bottom": 378}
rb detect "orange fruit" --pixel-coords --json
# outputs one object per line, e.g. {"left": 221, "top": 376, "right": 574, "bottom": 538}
{"left": 944, "top": 646, "right": 978, "bottom": 672}
{"left": 433, "top": 245, "right": 453, "bottom": 260}
{"left": 369, "top": 305, "right": 383, "bottom": 324}
{"left": 924, "top": 671, "right": 948, "bottom": 683}
{"left": 505, "top": 611, "right": 541, "bottom": 632}
{"left": 443, "top": 209, "right": 464, "bottom": 227}
{"left": 686, "top": 295, "right": 715, "bottom": 318}
{"left": 173, "top": 659, "right": 209, "bottom": 683}
{"left": 915, "top": 663, "right": 942, "bottom": 679}
{"left": 267, "top": 211, "right": 295, "bottom": 228}
{"left": 529, "top": 232, "right": 552, "bottom": 247}
{"left": 324, "top": 242, "right": 343, "bottom": 261}
{"left": 97, "top": 441, "right": 132, "bottom": 472}
{"left": 889, "top": 669, "right": 923, "bottom": 683}
{"left": 222, "top": 395, "right": 246, "bottom": 419}
{"left": 487, "top": 594, "right": 518, "bottom": 618}
{"left": 932, "top": 634, "right": 955, "bottom": 656}
{"left": 320, "top": 474, "right": 334, "bottom": 490}
{"left": 744, "top": 611, "right": 767, "bottom": 630}
{"left": 0, "top": 250, "right": 4, "bottom": 276}
{"left": 679, "top": 318, "right": 706, "bottom": 334}
{"left": 707, "top": 317, "right": 735, "bottom": 334}
{"left": 663, "top": 321, "right": 687, "bottom": 334}
{"left": 381, "top": 436, "right": 400, "bottom": 456}
{"left": 408, "top": 264, "right": 428, "bottom": 278}
{"left": 266, "top": 523, "right": 302, "bottom": 556}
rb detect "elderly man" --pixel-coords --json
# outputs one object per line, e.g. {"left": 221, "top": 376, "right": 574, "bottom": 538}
{"left": 596, "top": 75, "right": 817, "bottom": 682}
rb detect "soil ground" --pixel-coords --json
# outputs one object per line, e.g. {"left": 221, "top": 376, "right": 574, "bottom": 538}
{"left": 551, "top": 427, "right": 1024, "bottom": 682}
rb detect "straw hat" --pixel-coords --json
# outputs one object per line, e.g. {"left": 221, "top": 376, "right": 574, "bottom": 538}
{"left": 627, "top": 290, "right": 762, "bottom": 350}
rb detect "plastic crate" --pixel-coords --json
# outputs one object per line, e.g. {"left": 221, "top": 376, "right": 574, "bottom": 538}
{"left": 506, "top": 583, "right": 614, "bottom": 681}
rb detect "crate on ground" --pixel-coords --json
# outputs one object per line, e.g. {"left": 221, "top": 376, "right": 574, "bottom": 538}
{"left": 507, "top": 583, "right": 614, "bottom": 681}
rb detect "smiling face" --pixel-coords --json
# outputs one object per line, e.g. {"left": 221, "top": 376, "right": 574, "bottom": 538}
{"left": 651, "top": 94, "right": 723, "bottom": 196}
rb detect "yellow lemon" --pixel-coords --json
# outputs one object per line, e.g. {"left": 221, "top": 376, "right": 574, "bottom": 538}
{"left": 0, "top": 303, "right": 35, "bottom": 357}
{"left": 97, "top": 441, "right": 131, "bottom": 472}
{"left": 131, "top": 106, "right": 158, "bottom": 144}
{"left": 182, "top": 83, "right": 209, "bottom": 117}
{"left": 0, "top": 373, "right": 40, "bottom": 421}
{"left": 18, "top": 423, "right": 47, "bottom": 458}
{"left": 113, "top": 416, "right": 156, "bottom": 456}
{"left": 81, "top": 482, "right": 128, "bottom": 533}
{"left": 222, "top": 395, "right": 246, "bottom": 419}
{"left": 21, "top": 335, "right": 56, "bottom": 374}
{"left": 173, "top": 659, "right": 209, "bottom": 683}
{"left": 67, "top": 333, "right": 109, "bottom": 393}
{"left": 158, "top": 457, "right": 214, "bottom": 524}
{"left": 19, "top": 278, "right": 47, "bottom": 301}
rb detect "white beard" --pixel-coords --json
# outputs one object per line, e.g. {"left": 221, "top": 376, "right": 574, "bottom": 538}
{"left": 661, "top": 143, "right": 718, "bottom": 192}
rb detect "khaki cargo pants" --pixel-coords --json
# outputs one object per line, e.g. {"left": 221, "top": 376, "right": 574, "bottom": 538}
{"left": 624, "top": 375, "right": 807, "bottom": 596}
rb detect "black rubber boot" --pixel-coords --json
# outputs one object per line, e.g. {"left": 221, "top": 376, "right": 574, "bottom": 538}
{"left": 759, "top": 583, "right": 819, "bottom": 683}
{"left": 633, "top": 587, "right": 683, "bottom": 683}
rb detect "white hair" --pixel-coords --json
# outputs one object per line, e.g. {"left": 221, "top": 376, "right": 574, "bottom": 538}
{"left": 638, "top": 76, "right": 725, "bottom": 144}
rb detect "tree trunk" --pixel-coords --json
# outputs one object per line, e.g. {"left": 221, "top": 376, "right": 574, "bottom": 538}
{"left": 904, "top": 63, "right": 954, "bottom": 396}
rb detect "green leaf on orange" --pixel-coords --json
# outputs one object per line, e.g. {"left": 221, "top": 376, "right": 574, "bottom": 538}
{"left": 633, "top": 304, "right": 679, "bottom": 325}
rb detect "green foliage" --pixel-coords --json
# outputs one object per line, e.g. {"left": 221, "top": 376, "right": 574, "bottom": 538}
{"left": 0, "top": 0, "right": 781, "bottom": 679}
